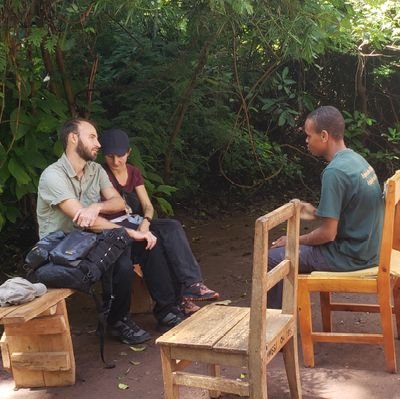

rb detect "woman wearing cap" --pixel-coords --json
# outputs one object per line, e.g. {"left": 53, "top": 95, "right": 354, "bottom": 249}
{"left": 100, "top": 128, "right": 219, "bottom": 332}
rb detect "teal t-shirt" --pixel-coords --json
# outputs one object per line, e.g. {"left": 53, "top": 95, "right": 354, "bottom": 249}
{"left": 317, "top": 149, "right": 384, "bottom": 271}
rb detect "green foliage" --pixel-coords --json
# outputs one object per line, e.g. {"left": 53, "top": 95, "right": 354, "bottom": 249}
{"left": 126, "top": 145, "right": 177, "bottom": 216}
{"left": 348, "top": 0, "right": 400, "bottom": 50}
{"left": 343, "top": 110, "right": 375, "bottom": 156}
{"left": 383, "top": 126, "right": 400, "bottom": 144}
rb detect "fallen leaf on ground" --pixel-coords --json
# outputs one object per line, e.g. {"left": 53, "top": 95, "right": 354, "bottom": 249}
{"left": 213, "top": 300, "right": 231, "bottom": 306}
{"left": 130, "top": 345, "right": 146, "bottom": 352}
{"left": 129, "top": 361, "right": 141, "bottom": 366}
{"left": 118, "top": 383, "right": 129, "bottom": 390}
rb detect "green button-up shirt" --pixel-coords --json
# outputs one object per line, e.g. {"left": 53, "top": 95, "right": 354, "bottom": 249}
{"left": 36, "top": 153, "right": 112, "bottom": 238}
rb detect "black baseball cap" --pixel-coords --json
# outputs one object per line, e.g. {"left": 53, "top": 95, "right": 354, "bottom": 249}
{"left": 100, "top": 128, "right": 130, "bottom": 156}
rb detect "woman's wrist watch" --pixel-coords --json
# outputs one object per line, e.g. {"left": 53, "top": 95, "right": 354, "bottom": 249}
{"left": 144, "top": 216, "right": 152, "bottom": 222}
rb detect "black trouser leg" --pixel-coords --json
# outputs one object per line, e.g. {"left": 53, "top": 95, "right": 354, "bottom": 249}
{"left": 132, "top": 240, "right": 181, "bottom": 321}
{"left": 107, "top": 247, "right": 135, "bottom": 325}
{"left": 150, "top": 219, "right": 202, "bottom": 287}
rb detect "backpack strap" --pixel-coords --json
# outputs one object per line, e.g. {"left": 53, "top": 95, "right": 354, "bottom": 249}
{"left": 90, "top": 285, "right": 116, "bottom": 369}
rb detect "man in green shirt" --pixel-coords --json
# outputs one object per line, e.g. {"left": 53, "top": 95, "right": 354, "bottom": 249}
{"left": 268, "top": 105, "right": 384, "bottom": 308}
{"left": 37, "top": 118, "right": 158, "bottom": 344}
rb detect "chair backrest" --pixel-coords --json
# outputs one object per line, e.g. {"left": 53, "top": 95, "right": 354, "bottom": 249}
{"left": 379, "top": 170, "right": 400, "bottom": 278}
{"left": 249, "top": 200, "right": 300, "bottom": 354}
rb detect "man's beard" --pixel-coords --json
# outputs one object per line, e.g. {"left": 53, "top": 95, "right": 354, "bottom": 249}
{"left": 76, "top": 137, "right": 97, "bottom": 161}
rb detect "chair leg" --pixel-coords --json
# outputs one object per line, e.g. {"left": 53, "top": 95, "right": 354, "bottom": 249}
{"left": 160, "top": 345, "right": 180, "bottom": 399}
{"left": 208, "top": 364, "right": 221, "bottom": 398}
{"left": 248, "top": 357, "right": 267, "bottom": 399}
{"left": 320, "top": 292, "right": 332, "bottom": 332}
{"left": 393, "top": 278, "right": 400, "bottom": 339}
{"left": 282, "top": 335, "right": 302, "bottom": 399}
{"left": 297, "top": 279, "right": 315, "bottom": 367}
{"left": 379, "top": 290, "right": 397, "bottom": 373}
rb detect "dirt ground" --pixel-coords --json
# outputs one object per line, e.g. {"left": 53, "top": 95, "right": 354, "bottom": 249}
{"left": 1, "top": 202, "right": 400, "bottom": 399}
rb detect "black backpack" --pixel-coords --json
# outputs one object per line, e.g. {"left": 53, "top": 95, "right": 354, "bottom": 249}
{"left": 25, "top": 228, "right": 132, "bottom": 367}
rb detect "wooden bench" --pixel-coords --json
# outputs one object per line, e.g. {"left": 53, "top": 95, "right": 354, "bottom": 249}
{"left": 131, "top": 264, "right": 154, "bottom": 314}
{"left": 0, "top": 288, "right": 75, "bottom": 388}
{"left": 0, "top": 264, "right": 153, "bottom": 388}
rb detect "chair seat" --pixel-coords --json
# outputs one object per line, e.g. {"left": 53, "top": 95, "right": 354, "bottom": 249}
{"left": 157, "top": 304, "right": 294, "bottom": 356}
{"left": 304, "top": 249, "right": 400, "bottom": 279}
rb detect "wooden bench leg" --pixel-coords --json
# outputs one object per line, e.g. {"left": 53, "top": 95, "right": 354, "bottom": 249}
{"left": 4, "top": 299, "right": 75, "bottom": 388}
{"left": 0, "top": 332, "right": 11, "bottom": 371}
{"left": 131, "top": 264, "right": 154, "bottom": 314}
{"left": 208, "top": 364, "right": 221, "bottom": 398}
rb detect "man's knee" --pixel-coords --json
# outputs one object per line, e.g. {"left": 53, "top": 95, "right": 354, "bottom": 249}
{"left": 268, "top": 247, "right": 286, "bottom": 270}
{"left": 114, "top": 250, "right": 135, "bottom": 282}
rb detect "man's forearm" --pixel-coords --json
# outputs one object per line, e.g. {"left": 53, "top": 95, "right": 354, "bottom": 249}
{"left": 97, "top": 196, "right": 125, "bottom": 214}
{"left": 88, "top": 215, "right": 124, "bottom": 231}
{"left": 299, "top": 227, "right": 335, "bottom": 246}
{"left": 89, "top": 215, "right": 141, "bottom": 241}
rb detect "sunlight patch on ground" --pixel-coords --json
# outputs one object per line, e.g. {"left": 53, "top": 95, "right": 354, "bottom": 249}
{"left": 0, "top": 380, "right": 51, "bottom": 399}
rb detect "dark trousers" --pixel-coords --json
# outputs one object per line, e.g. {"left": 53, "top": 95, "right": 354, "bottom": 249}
{"left": 267, "top": 245, "right": 335, "bottom": 309}
{"left": 107, "top": 246, "right": 135, "bottom": 325}
{"left": 129, "top": 218, "right": 202, "bottom": 320}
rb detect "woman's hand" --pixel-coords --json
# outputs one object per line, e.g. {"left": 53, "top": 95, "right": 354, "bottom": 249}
{"left": 138, "top": 219, "right": 150, "bottom": 233}
{"left": 127, "top": 229, "right": 158, "bottom": 250}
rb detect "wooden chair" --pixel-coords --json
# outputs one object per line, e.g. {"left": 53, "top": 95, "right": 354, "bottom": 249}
{"left": 156, "top": 200, "right": 302, "bottom": 399}
{"left": 297, "top": 170, "right": 400, "bottom": 373}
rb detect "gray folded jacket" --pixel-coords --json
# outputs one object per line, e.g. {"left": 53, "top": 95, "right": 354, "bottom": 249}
{"left": 0, "top": 277, "right": 47, "bottom": 307}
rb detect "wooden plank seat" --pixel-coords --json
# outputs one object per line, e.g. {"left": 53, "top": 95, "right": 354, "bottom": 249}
{"left": 0, "top": 288, "right": 75, "bottom": 388}
{"left": 156, "top": 201, "right": 302, "bottom": 399}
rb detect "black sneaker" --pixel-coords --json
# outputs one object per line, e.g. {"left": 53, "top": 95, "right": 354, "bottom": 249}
{"left": 158, "top": 311, "right": 184, "bottom": 333}
{"left": 111, "top": 316, "right": 151, "bottom": 345}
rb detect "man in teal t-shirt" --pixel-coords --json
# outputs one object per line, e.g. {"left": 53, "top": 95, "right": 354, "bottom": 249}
{"left": 268, "top": 105, "right": 384, "bottom": 308}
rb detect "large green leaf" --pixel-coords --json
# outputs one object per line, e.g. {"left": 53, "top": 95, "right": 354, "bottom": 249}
{"left": 4, "top": 206, "right": 21, "bottom": 223}
{"left": 15, "top": 181, "right": 36, "bottom": 200}
{"left": 8, "top": 157, "right": 31, "bottom": 185}
{"left": 9, "top": 109, "right": 32, "bottom": 141}
{"left": 156, "top": 197, "right": 174, "bottom": 216}
{"left": 0, "top": 164, "right": 9, "bottom": 185}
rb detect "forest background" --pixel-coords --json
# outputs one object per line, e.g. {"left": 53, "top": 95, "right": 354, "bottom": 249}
{"left": 0, "top": 0, "right": 400, "bottom": 277}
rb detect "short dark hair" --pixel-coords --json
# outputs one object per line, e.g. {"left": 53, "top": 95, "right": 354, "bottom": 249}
{"left": 59, "top": 118, "right": 96, "bottom": 150}
{"left": 306, "top": 106, "right": 345, "bottom": 139}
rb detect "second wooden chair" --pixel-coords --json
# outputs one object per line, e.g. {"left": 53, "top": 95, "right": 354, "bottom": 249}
{"left": 156, "top": 200, "right": 302, "bottom": 399}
